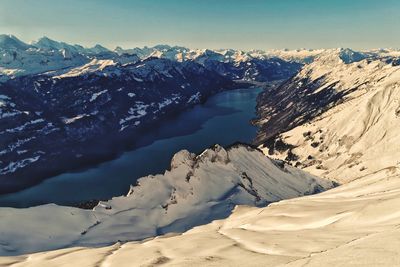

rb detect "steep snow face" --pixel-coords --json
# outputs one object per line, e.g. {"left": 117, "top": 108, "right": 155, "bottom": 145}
{"left": 8, "top": 166, "right": 399, "bottom": 266}
{"left": 257, "top": 51, "right": 400, "bottom": 184}
{"left": 0, "top": 145, "right": 334, "bottom": 255}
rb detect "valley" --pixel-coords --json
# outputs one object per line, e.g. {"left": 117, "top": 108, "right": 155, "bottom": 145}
{"left": 0, "top": 87, "right": 263, "bottom": 207}
{"left": 1, "top": 36, "right": 400, "bottom": 267}
{"left": 0, "top": 35, "right": 301, "bottom": 195}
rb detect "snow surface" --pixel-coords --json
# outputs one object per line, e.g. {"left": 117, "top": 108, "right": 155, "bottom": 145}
{"left": 2, "top": 49, "right": 400, "bottom": 266}
{"left": 2, "top": 160, "right": 400, "bottom": 266}
{"left": 2, "top": 40, "right": 400, "bottom": 265}
{"left": 0, "top": 145, "right": 333, "bottom": 256}
{"left": 262, "top": 50, "right": 400, "bottom": 184}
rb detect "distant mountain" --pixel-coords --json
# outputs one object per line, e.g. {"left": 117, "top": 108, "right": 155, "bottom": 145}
{"left": 338, "top": 47, "right": 368, "bottom": 63}
{"left": 32, "top": 36, "right": 82, "bottom": 52}
{"left": 0, "top": 35, "right": 303, "bottom": 82}
{"left": 0, "top": 34, "right": 31, "bottom": 50}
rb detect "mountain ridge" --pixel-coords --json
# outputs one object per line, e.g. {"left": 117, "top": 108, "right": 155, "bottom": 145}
{"left": 0, "top": 144, "right": 335, "bottom": 256}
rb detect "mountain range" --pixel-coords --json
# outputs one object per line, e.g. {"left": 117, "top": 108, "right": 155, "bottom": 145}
{"left": 0, "top": 35, "right": 302, "bottom": 193}
{"left": 1, "top": 35, "right": 400, "bottom": 266}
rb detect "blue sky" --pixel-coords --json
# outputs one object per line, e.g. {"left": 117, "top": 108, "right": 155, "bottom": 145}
{"left": 0, "top": 0, "right": 399, "bottom": 50}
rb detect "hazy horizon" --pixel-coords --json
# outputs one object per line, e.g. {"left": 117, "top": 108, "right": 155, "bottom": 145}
{"left": 1, "top": 0, "right": 399, "bottom": 51}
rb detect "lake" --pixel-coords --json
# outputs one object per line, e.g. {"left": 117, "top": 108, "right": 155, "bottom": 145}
{"left": 0, "top": 87, "right": 263, "bottom": 207}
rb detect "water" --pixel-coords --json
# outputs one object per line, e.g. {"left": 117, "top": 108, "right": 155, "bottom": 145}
{"left": 0, "top": 87, "right": 263, "bottom": 207}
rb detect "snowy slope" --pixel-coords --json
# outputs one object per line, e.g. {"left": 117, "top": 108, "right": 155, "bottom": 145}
{"left": 0, "top": 144, "right": 334, "bottom": 256}
{"left": 3, "top": 40, "right": 400, "bottom": 265}
{"left": 2, "top": 49, "right": 400, "bottom": 267}
{"left": 257, "top": 49, "right": 400, "bottom": 184}
{"left": 2, "top": 166, "right": 398, "bottom": 266}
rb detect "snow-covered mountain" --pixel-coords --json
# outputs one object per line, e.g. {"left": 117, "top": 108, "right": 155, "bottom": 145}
{"left": 114, "top": 45, "right": 322, "bottom": 64}
{"left": 2, "top": 36, "right": 400, "bottom": 265}
{"left": 0, "top": 35, "right": 302, "bottom": 82}
{"left": 2, "top": 35, "right": 398, "bottom": 83}
{"left": 4, "top": 159, "right": 398, "bottom": 266}
{"left": 31, "top": 36, "right": 84, "bottom": 53}
{"left": 256, "top": 48, "right": 400, "bottom": 184}
{"left": 0, "top": 34, "right": 31, "bottom": 50}
{"left": 0, "top": 144, "right": 335, "bottom": 255}
{"left": 3, "top": 47, "right": 400, "bottom": 267}
{"left": 0, "top": 35, "right": 131, "bottom": 80}
{"left": 0, "top": 56, "right": 237, "bottom": 193}
{"left": 0, "top": 35, "right": 305, "bottom": 193}
{"left": 113, "top": 45, "right": 303, "bottom": 81}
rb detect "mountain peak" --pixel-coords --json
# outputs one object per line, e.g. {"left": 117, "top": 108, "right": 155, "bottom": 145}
{"left": 153, "top": 44, "right": 172, "bottom": 51}
{"left": 338, "top": 47, "right": 367, "bottom": 63}
{"left": 33, "top": 36, "right": 60, "bottom": 48}
{"left": 38, "top": 36, "right": 53, "bottom": 42}
{"left": 311, "top": 48, "right": 368, "bottom": 66}
{"left": 89, "top": 44, "right": 110, "bottom": 54}
{"left": 0, "top": 34, "right": 30, "bottom": 50}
